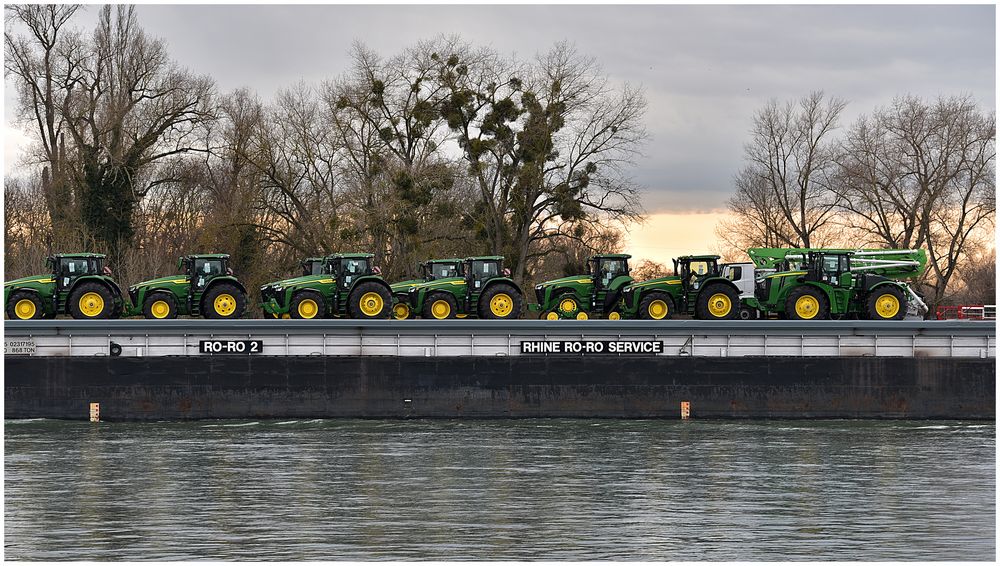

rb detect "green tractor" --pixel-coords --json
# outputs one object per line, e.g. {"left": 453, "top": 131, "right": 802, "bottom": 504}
{"left": 529, "top": 254, "right": 633, "bottom": 320}
{"left": 126, "top": 254, "right": 248, "bottom": 319}
{"left": 4, "top": 253, "right": 125, "bottom": 320}
{"left": 404, "top": 256, "right": 523, "bottom": 319}
{"left": 390, "top": 258, "right": 463, "bottom": 320}
{"left": 260, "top": 253, "right": 393, "bottom": 319}
{"left": 620, "top": 255, "right": 742, "bottom": 320}
{"left": 745, "top": 248, "right": 928, "bottom": 320}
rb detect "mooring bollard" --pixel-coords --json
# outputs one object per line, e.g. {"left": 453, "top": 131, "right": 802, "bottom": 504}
{"left": 680, "top": 401, "right": 691, "bottom": 420}
{"left": 89, "top": 402, "right": 100, "bottom": 422}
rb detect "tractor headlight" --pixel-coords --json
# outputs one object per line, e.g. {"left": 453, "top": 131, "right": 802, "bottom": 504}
{"left": 274, "top": 286, "right": 283, "bottom": 293}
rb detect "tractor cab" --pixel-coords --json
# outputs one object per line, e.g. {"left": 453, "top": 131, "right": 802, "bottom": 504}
{"left": 806, "top": 252, "right": 851, "bottom": 287}
{"left": 329, "top": 254, "right": 375, "bottom": 291}
{"left": 50, "top": 254, "right": 107, "bottom": 291}
{"left": 422, "top": 259, "right": 463, "bottom": 281}
{"left": 181, "top": 255, "right": 231, "bottom": 292}
{"left": 674, "top": 255, "right": 721, "bottom": 292}
{"left": 301, "top": 257, "right": 328, "bottom": 276}
{"left": 465, "top": 257, "right": 504, "bottom": 292}
{"left": 589, "top": 255, "right": 630, "bottom": 290}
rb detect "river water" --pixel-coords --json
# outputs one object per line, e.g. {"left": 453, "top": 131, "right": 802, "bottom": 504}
{"left": 4, "top": 419, "right": 995, "bottom": 560}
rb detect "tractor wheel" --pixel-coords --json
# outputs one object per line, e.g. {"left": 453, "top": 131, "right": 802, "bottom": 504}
{"left": 544, "top": 311, "right": 560, "bottom": 321}
{"left": 6, "top": 291, "right": 43, "bottom": 320}
{"left": 423, "top": 292, "right": 457, "bottom": 320}
{"left": 695, "top": 283, "right": 739, "bottom": 320}
{"left": 785, "top": 287, "right": 829, "bottom": 320}
{"left": 638, "top": 292, "right": 674, "bottom": 320}
{"left": 606, "top": 311, "right": 622, "bottom": 320}
{"left": 69, "top": 282, "right": 114, "bottom": 319}
{"left": 291, "top": 290, "right": 325, "bottom": 319}
{"left": 142, "top": 292, "right": 178, "bottom": 319}
{"left": 866, "top": 286, "right": 907, "bottom": 321}
{"left": 348, "top": 282, "right": 391, "bottom": 319}
{"left": 738, "top": 307, "right": 757, "bottom": 320}
{"left": 555, "top": 294, "right": 580, "bottom": 318}
{"left": 479, "top": 283, "right": 523, "bottom": 320}
{"left": 392, "top": 301, "right": 411, "bottom": 320}
{"left": 203, "top": 283, "right": 247, "bottom": 319}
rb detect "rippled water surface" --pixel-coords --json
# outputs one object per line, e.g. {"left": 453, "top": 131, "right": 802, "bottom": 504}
{"left": 4, "top": 419, "right": 995, "bottom": 560}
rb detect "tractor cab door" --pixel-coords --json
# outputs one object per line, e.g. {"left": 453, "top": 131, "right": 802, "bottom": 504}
{"left": 191, "top": 258, "right": 225, "bottom": 293}
{"left": 681, "top": 259, "right": 715, "bottom": 292}
{"left": 467, "top": 259, "right": 499, "bottom": 295}
{"left": 56, "top": 257, "right": 93, "bottom": 291}
{"left": 807, "top": 253, "right": 848, "bottom": 287}
{"left": 340, "top": 258, "right": 370, "bottom": 291}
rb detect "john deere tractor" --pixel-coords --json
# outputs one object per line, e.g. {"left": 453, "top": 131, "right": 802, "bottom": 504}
{"left": 529, "top": 254, "right": 632, "bottom": 320}
{"left": 127, "top": 254, "right": 248, "bottom": 319}
{"left": 404, "top": 256, "right": 522, "bottom": 319}
{"left": 620, "top": 255, "right": 742, "bottom": 320}
{"left": 260, "top": 253, "right": 393, "bottom": 319}
{"left": 390, "top": 258, "right": 463, "bottom": 319}
{"left": 5, "top": 253, "right": 125, "bottom": 319}
{"left": 744, "top": 248, "right": 928, "bottom": 320}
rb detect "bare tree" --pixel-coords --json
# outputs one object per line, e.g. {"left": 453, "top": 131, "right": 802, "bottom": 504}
{"left": 735, "top": 91, "right": 847, "bottom": 248}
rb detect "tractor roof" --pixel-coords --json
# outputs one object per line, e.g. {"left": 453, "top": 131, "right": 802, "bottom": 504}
{"left": 677, "top": 254, "right": 721, "bottom": 261}
{"left": 303, "top": 256, "right": 324, "bottom": 261}
{"left": 423, "top": 258, "right": 463, "bottom": 264}
{"left": 328, "top": 253, "right": 374, "bottom": 259}
{"left": 53, "top": 252, "right": 106, "bottom": 259}
{"left": 590, "top": 253, "right": 632, "bottom": 260}
{"left": 186, "top": 253, "right": 230, "bottom": 259}
{"left": 466, "top": 255, "right": 504, "bottom": 261}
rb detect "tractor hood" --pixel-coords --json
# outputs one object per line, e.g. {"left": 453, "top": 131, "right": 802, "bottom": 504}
{"left": 408, "top": 277, "right": 466, "bottom": 291}
{"left": 391, "top": 278, "right": 424, "bottom": 293}
{"left": 130, "top": 275, "right": 190, "bottom": 290}
{"left": 625, "top": 275, "right": 683, "bottom": 290}
{"left": 4, "top": 274, "right": 55, "bottom": 287}
{"left": 260, "top": 274, "right": 334, "bottom": 290}
{"left": 535, "top": 275, "right": 593, "bottom": 288}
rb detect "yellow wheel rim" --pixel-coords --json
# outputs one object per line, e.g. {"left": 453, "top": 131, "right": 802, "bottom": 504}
{"left": 14, "top": 299, "right": 36, "bottom": 319}
{"left": 360, "top": 292, "right": 384, "bottom": 316}
{"left": 545, "top": 311, "right": 559, "bottom": 320}
{"left": 150, "top": 300, "right": 170, "bottom": 319}
{"left": 648, "top": 299, "right": 668, "bottom": 320}
{"left": 707, "top": 293, "right": 732, "bottom": 318}
{"left": 79, "top": 292, "right": 105, "bottom": 317}
{"left": 297, "top": 298, "right": 319, "bottom": 319}
{"left": 490, "top": 293, "right": 513, "bottom": 317}
{"left": 559, "top": 298, "right": 577, "bottom": 314}
{"left": 213, "top": 293, "right": 237, "bottom": 316}
{"left": 794, "top": 295, "right": 820, "bottom": 319}
{"left": 430, "top": 299, "right": 451, "bottom": 319}
{"left": 875, "top": 293, "right": 900, "bottom": 319}
{"left": 576, "top": 311, "right": 589, "bottom": 320}
{"left": 608, "top": 311, "right": 621, "bottom": 320}
{"left": 393, "top": 303, "right": 410, "bottom": 320}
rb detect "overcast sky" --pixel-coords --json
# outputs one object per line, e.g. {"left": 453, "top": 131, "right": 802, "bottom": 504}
{"left": 4, "top": 4, "right": 995, "bottom": 217}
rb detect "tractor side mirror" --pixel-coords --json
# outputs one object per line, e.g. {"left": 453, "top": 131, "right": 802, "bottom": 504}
{"left": 177, "top": 257, "right": 185, "bottom": 271}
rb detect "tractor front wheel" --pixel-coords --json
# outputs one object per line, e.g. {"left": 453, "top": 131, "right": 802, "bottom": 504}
{"left": 785, "top": 287, "right": 829, "bottom": 320}
{"left": 203, "top": 283, "right": 247, "bottom": 319}
{"left": 696, "top": 283, "right": 739, "bottom": 320}
{"left": 555, "top": 294, "right": 580, "bottom": 318}
{"left": 348, "top": 282, "right": 391, "bottom": 319}
{"left": 479, "top": 283, "right": 523, "bottom": 320}
{"left": 143, "top": 292, "right": 178, "bottom": 319}
{"left": 7, "top": 291, "right": 43, "bottom": 320}
{"left": 392, "top": 301, "right": 411, "bottom": 320}
{"left": 639, "top": 292, "right": 674, "bottom": 320}
{"left": 423, "top": 292, "right": 457, "bottom": 320}
{"left": 69, "top": 283, "right": 114, "bottom": 319}
{"left": 291, "top": 290, "right": 325, "bottom": 319}
{"left": 866, "top": 286, "right": 907, "bottom": 321}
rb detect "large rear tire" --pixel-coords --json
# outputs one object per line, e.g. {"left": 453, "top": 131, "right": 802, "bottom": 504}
{"left": 7, "top": 291, "right": 43, "bottom": 320}
{"left": 69, "top": 282, "right": 114, "bottom": 319}
{"left": 423, "top": 292, "right": 457, "bottom": 320}
{"left": 638, "top": 292, "right": 674, "bottom": 320}
{"left": 348, "top": 282, "right": 391, "bottom": 319}
{"left": 203, "top": 283, "right": 247, "bottom": 319}
{"left": 695, "top": 283, "right": 739, "bottom": 320}
{"left": 784, "top": 287, "right": 829, "bottom": 320}
{"left": 479, "top": 283, "right": 522, "bottom": 319}
{"left": 866, "top": 286, "right": 907, "bottom": 321}
{"left": 142, "top": 292, "right": 178, "bottom": 319}
{"left": 291, "top": 290, "right": 325, "bottom": 319}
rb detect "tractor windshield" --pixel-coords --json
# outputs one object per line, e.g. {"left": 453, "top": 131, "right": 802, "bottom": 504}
{"left": 429, "top": 263, "right": 460, "bottom": 280}
{"left": 303, "top": 260, "right": 325, "bottom": 276}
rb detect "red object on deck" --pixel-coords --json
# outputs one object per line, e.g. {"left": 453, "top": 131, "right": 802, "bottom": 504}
{"left": 936, "top": 305, "right": 997, "bottom": 320}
